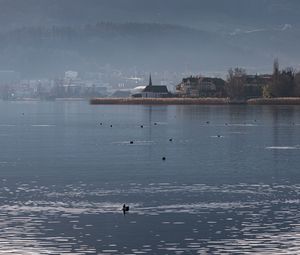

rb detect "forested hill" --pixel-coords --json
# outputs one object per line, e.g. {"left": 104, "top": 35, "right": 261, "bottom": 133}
{"left": 0, "top": 23, "right": 249, "bottom": 77}
{"left": 0, "top": 0, "right": 300, "bottom": 77}
{"left": 0, "top": 0, "right": 300, "bottom": 32}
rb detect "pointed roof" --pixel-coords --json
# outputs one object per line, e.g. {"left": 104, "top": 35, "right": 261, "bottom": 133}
{"left": 143, "top": 73, "right": 169, "bottom": 94}
{"left": 143, "top": 85, "right": 169, "bottom": 93}
{"left": 149, "top": 74, "right": 152, "bottom": 86}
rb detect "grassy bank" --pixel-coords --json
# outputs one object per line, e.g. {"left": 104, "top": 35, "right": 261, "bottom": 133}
{"left": 247, "top": 97, "right": 300, "bottom": 105}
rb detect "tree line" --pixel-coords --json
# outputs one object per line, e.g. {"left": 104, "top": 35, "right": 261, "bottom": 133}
{"left": 226, "top": 59, "right": 300, "bottom": 100}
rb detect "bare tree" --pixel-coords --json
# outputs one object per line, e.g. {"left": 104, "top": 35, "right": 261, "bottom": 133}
{"left": 267, "top": 59, "right": 295, "bottom": 97}
{"left": 226, "top": 67, "right": 247, "bottom": 101}
{"left": 293, "top": 72, "right": 300, "bottom": 96}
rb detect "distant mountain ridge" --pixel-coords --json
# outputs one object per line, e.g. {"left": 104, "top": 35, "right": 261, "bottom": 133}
{"left": 0, "top": 0, "right": 300, "bottom": 32}
{"left": 0, "top": 22, "right": 238, "bottom": 77}
{"left": 0, "top": 0, "right": 300, "bottom": 77}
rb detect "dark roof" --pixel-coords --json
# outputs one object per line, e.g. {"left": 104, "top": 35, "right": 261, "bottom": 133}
{"left": 182, "top": 76, "right": 225, "bottom": 87}
{"left": 143, "top": 85, "right": 169, "bottom": 93}
{"left": 202, "top": 77, "right": 225, "bottom": 86}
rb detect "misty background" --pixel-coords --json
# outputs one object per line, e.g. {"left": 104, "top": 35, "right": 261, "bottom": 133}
{"left": 0, "top": 0, "right": 300, "bottom": 79}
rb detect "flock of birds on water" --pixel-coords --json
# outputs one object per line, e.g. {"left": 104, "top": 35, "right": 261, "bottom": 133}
{"left": 105, "top": 119, "right": 262, "bottom": 215}
{"left": 97, "top": 119, "right": 258, "bottom": 162}
{"left": 99, "top": 121, "right": 173, "bottom": 161}
{"left": 20, "top": 111, "right": 296, "bottom": 214}
{"left": 99, "top": 120, "right": 174, "bottom": 213}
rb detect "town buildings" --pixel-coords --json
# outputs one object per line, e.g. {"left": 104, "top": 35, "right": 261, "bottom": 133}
{"left": 132, "top": 75, "right": 171, "bottom": 98}
{"left": 176, "top": 76, "right": 226, "bottom": 97}
{"left": 243, "top": 74, "right": 272, "bottom": 98}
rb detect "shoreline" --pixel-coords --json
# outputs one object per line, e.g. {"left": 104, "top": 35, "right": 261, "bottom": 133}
{"left": 90, "top": 98, "right": 230, "bottom": 105}
{"left": 1, "top": 98, "right": 87, "bottom": 102}
{"left": 247, "top": 98, "right": 300, "bottom": 105}
{"left": 90, "top": 97, "right": 300, "bottom": 105}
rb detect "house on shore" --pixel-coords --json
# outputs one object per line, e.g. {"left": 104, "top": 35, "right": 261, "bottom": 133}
{"left": 132, "top": 75, "right": 171, "bottom": 98}
{"left": 243, "top": 74, "right": 272, "bottom": 98}
{"left": 176, "top": 76, "right": 226, "bottom": 97}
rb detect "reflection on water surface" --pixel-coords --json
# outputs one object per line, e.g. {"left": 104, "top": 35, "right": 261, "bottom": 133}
{"left": 0, "top": 102, "right": 300, "bottom": 254}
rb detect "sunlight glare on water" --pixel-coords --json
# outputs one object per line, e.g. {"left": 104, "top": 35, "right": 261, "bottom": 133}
{"left": 0, "top": 101, "right": 300, "bottom": 254}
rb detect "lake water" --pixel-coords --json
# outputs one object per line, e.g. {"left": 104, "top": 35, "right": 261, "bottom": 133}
{"left": 0, "top": 100, "right": 300, "bottom": 254}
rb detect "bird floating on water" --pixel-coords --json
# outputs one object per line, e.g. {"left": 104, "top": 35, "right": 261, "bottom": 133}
{"left": 122, "top": 204, "right": 129, "bottom": 215}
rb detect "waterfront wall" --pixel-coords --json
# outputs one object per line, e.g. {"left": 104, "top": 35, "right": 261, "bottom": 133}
{"left": 90, "top": 98, "right": 230, "bottom": 105}
{"left": 247, "top": 98, "right": 300, "bottom": 105}
{"left": 90, "top": 97, "right": 300, "bottom": 105}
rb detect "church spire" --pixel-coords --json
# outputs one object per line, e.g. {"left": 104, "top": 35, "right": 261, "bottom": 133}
{"left": 149, "top": 73, "right": 152, "bottom": 86}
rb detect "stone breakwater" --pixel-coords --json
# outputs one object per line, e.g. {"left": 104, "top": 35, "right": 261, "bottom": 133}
{"left": 90, "top": 97, "right": 300, "bottom": 105}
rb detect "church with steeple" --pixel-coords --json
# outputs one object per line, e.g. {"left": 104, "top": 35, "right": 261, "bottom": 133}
{"left": 139, "top": 74, "right": 170, "bottom": 98}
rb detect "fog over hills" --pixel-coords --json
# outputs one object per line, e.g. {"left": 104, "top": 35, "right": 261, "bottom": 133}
{"left": 0, "top": 0, "right": 300, "bottom": 77}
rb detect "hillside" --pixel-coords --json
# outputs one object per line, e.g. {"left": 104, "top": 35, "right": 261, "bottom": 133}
{"left": 0, "top": 0, "right": 299, "bottom": 77}
{"left": 0, "top": 23, "right": 252, "bottom": 77}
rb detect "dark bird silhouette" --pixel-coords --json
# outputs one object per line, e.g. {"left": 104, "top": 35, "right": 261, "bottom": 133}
{"left": 122, "top": 204, "right": 129, "bottom": 215}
